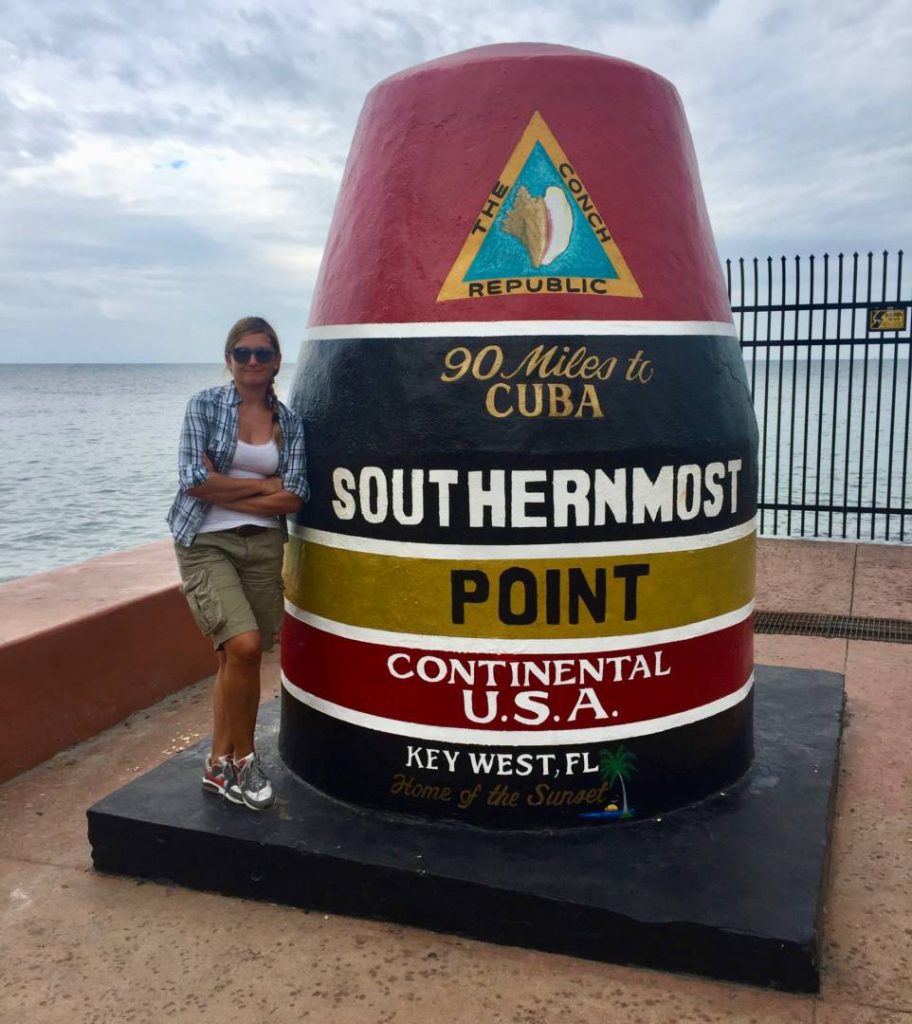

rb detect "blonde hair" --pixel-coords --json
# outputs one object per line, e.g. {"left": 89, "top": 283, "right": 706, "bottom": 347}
{"left": 224, "top": 316, "right": 284, "bottom": 448}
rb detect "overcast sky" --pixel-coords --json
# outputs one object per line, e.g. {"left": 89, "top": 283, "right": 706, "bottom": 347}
{"left": 1, "top": 0, "right": 909, "bottom": 362}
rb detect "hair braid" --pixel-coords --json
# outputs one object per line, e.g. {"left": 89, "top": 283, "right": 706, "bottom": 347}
{"left": 268, "top": 376, "right": 284, "bottom": 449}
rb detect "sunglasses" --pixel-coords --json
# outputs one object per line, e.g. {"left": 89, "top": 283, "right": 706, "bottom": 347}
{"left": 231, "top": 346, "right": 276, "bottom": 364}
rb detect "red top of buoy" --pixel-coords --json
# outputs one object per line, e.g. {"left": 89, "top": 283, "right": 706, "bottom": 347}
{"left": 309, "top": 44, "right": 730, "bottom": 327}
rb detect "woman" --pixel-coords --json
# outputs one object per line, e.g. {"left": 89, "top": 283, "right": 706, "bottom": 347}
{"left": 167, "top": 317, "right": 308, "bottom": 810}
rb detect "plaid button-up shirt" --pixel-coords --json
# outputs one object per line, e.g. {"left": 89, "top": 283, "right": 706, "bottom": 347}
{"left": 167, "top": 381, "right": 309, "bottom": 546}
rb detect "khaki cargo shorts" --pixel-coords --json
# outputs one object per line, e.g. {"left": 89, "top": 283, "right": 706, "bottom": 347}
{"left": 174, "top": 527, "right": 286, "bottom": 652}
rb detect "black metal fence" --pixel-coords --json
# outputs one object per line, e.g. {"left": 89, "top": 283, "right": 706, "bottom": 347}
{"left": 727, "top": 251, "right": 911, "bottom": 543}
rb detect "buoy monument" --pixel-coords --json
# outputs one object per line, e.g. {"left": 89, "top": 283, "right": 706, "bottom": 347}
{"left": 280, "top": 43, "right": 758, "bottom": 825}
{"left": 89, "top": 44, "right": 845, "bottom": 991}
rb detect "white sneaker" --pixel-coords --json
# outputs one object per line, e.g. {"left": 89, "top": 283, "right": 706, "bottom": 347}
{"left": 233, "top": 752, "right": 275, "bottom": 810}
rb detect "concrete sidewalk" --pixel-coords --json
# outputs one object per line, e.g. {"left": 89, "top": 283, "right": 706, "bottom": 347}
{"left": 1, "top": 539, "right": 910, "bottom": 1023}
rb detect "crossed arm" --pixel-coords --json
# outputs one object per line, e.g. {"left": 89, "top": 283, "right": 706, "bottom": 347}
{"left": 187, "top": 455, "right": 303, "bottom": 516}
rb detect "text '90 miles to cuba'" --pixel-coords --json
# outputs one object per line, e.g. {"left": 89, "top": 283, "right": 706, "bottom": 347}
{"left": 439, "top": 342, "right": 654, "bottom": 419}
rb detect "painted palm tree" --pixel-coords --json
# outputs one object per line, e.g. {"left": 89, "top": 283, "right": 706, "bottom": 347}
{"left": 599, "top": 745, "right": 637, "bottom": 818}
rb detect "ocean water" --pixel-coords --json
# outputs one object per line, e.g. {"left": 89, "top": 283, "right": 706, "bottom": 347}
{"left": 745, "top": 355, "right": 911, "bottom": 542}
{"left": 0, "top": 359, "right": 909, "bottom": 584}
{"left": 0, "top": 364, "right": 295, "bottom": 584}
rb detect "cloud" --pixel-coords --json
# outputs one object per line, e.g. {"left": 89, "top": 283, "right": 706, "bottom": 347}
{"left": 0, "top": 0, "right": 909, "bottom": 360}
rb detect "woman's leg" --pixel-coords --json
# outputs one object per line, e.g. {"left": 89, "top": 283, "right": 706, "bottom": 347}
{"left": 211, "top": 649, "right": 231, "bottom": 761}
{"left": 215, "top": 629, "right": 263, "bottom": 759}
{"left": 214, "top": 627, "right": 275, "bottom": 809}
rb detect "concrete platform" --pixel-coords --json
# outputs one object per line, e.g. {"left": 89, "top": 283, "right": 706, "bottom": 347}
{"left": 87, "top": 665, "right": 844, "bottom": 993}
{"left": 1, "top": 538, "right": 910, "bottom": 1023}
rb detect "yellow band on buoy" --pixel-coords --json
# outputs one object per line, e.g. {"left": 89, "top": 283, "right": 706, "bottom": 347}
{"left": 284, "top": 532, "right": 754, "bottom": 639}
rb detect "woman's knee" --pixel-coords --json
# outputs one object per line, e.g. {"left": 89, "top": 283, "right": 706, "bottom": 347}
{"left": 222, "top": 630, "right": 262, "bottom": 664}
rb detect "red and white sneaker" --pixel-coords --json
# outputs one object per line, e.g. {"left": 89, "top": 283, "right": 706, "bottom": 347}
{"left": 202, "top": 755, "right": 243, "bottom": 804}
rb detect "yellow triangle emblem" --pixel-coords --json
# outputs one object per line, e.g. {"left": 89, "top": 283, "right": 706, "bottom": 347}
{"left": 437, "top": 111, "right": 642, "bottom": 303}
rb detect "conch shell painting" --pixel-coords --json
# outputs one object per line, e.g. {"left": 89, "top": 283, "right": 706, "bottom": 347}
{"left": 502, "top": 185, "right": 574, "bottom": 268}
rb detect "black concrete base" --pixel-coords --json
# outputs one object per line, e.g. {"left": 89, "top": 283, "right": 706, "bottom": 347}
{"left": 88, "top": 665, "right": 844, "bottom": 992}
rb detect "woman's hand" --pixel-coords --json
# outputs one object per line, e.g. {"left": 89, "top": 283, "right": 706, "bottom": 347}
{"left": 260, "top": 475, "right": 284, "bottom": 495}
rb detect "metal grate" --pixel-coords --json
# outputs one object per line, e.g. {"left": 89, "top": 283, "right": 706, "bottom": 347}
{"left": 727, "top": 250, "right": 912, "bottom": 543}
{"left": 754, "top": 610, "right": 912, "bottom": 643}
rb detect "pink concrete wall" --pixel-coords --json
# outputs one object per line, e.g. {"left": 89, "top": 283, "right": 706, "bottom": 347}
{"left": 0, "top": 541, "right": 216, "bottom": 783}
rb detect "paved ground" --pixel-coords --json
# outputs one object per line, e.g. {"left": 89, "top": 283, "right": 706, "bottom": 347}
{"left": 1, "top": 538, "right": 910, "bottom": 1023}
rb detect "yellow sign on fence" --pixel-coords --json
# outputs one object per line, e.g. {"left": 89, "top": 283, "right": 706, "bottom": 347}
{"left": 868, "top": 307, "right": 907, "bottom": 331}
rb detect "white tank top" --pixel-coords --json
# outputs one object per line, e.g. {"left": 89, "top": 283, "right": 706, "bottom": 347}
{"left": 197, "top": 439, "right": 281, "bottom": 534}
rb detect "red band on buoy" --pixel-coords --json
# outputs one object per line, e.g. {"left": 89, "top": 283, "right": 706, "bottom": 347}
{"left": 282, "top": 616, "right": 753, "bottom": 737}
